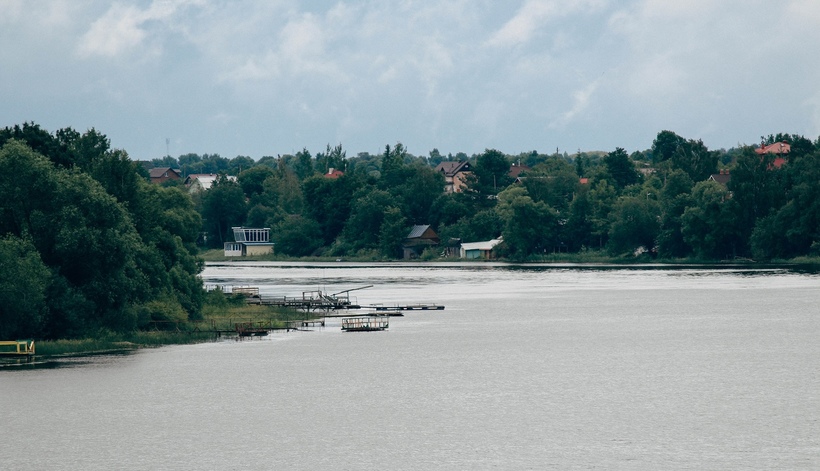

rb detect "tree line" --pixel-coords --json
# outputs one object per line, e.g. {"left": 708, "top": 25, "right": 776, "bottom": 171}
{"left": 184, "top": 131, "right": 820, "bottom": 262}
{"left": 3, "top": 122, "right": 819, "bottom": 339}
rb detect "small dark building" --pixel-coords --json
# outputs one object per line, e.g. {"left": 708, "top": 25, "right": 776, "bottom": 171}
{"left": 402, "top": 225, "right": 440, "bottom": 259}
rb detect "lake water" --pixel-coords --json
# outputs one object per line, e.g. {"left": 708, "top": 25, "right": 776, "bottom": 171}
{"left": 2, "top": 262, "right": 819, "bottom": 470}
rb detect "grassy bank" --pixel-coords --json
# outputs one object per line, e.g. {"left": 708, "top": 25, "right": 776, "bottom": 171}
{"left": 35, "top": 331, "right": 216, "bottom": 356}
{"left": 34, "top": 292, "right": 314, "bottom": 357}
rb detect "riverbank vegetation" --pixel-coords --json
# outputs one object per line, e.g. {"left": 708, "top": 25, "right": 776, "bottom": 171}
{"left": 163, "top": 131, "right": 820, "bottom": 265}
{"left": 33, "top": 290, "right": 310, "bottom": 356}
{"left": 3, "top": 122, "right": 820, "bottom": 342}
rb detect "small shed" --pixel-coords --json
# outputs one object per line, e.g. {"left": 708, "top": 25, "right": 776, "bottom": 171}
{"left": 224, "top": 227, "right": 274, "bottom": 257}
{"left": 402, "top": 225, "right": 440, "bottom": 259}
{"left": 460, "top": 238, "right": 503, "bottom": 260}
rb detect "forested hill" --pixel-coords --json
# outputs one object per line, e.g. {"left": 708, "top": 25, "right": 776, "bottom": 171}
{"left": 3, "top": 123, "right": 820, "bottom": 339}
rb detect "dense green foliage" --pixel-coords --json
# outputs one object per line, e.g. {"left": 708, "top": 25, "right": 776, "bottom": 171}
{"left": 0, "top": 123, "right": 204, "bottom": 340}
{"left": 5, "top": 122, "right": 820, "bottom": 340}
{"left": 176, "top": 130, "right": 820, "bottom": 264}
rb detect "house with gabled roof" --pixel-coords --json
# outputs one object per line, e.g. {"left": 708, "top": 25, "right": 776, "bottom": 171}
{"left": 708, "top": 169, "right": 731, "bottom": 187}
{"left": 402, "top": 225, "right": 440, "bottom": 259}
{"left": 185, "top": 174, "right": 238, "bottom": 193}
{"left": 149, "top": 167, "right": 182, "bottom": 184}
{"left": 435, "top": 160, "right": 472, "bottom": 193}
{"left": 508, "top": 163, "right": 531, "bottom": 179}
{"left": 755, "top": 142, "right": 790, "bottom": 169}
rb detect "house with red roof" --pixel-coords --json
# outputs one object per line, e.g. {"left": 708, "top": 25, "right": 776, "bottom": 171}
{"left": 325, "top": 168, "right": 345, "bottom": 179}
{"left": 755, "top": 142, "right": 790, "bottom": 169}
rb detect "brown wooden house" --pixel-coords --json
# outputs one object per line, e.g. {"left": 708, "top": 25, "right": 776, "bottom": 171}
{"left": 402, "top": 225, "right": 440, "bottom": 259}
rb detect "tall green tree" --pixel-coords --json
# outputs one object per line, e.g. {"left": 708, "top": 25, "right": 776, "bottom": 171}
{"left": 200, "top": 174, "right": 247, "bottom": 247}
{"left": 380, "top": 143, "right": 409, "bottom": 188}
{"left": 271, "top": 215, "right": 324, "bottom": 256}
{"left": 315, "top": 143, "right": 347, "bottom": 174}
{"left": 565, "top": 186, "right": 595, "bottom": 251}
{"left": 607, "top": 196, "right": 660, "bottom": 255}
{"left": 388, "top": 161, "right": 444, "bottom": 224}
{"left": 521, "top": 163, "right": 578, "bottom": 213}
{"left": 0, "top": 236, "right": 50, "bottom": 339}
{"left": 602, "top": 147, "right": 640, "bottom": 191}
{"left": 496, "top": 186, "right": 558, "bottom": 258}
{"left": 341, "top": 189, "right": 399, "bottom": 253}
{"left": 238, "top": 166, "right": 276, "bottom": 199}
{"left": 656, "top": 169, "right": 694, "bottom": 257}
{"left": 293, "top": 148, "right": 315, "bottom": 180}
{"left": 133, "top": 184, "right": 204, "bottom": 317}
{"left": 681, "top": 181, "right": 738, "bottom": 259}
{"left": 473, "top": 149, "right": 511, "bottom": 195}
{"left": 728, "top": 146, "right": 786, "bottom": 255}
{"left": 302, "top": 174, "right": 356, "bottom": 245}
{"left": 588, "top": 180, "right": 617, "bottom": 248}
{"left": 651, "top": 130, "right": 718, "bottom": 181}
{"left": 378, "top": 207, "right": 408, "bottom": 258}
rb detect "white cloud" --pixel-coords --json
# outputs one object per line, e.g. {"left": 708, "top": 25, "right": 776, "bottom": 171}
{"left": 78, "top": 4, "right": 150, "bottom": 57}
{"left": 550, "top": 79, "right": 600, "bottom": 129}
{"left": 487, "top": 0, "right": 608, "bottom": 47}
{"left": 76, "top": 0, "right": 197, "bottom": 58}
{"left": 486, "top": 0, "right": 559, "bottom": 47}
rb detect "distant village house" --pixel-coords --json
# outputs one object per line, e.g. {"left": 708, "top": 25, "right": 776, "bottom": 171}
{"left": 149, "top": 167, "right": 182, "bottom": 184}
{"left": 460, "top": 238, "right": 503, "bottom": 260}
{"left": 755, "top": 141, "right": 790, "bottom": 169}
{"left": 185, "top": 174, "right": 238, "bottom": 193}
{"left": 435, "top": 161, "right": 472, "bottom": 193}
{"left": 224, "top": 227, "right": 274, "bottom": 257}
{"left": 402, "top": 225, "right": 440, "bottom": 259}
{"left": 325, "top": 168, "right": 345, "bottom": 179}
{"left": 708, "top": 169, "right": 731, "bottom": 187}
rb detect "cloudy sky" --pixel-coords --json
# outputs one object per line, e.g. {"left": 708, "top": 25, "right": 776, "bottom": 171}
{"left": 3, "top": 0, "right": 819, "bottom": 160}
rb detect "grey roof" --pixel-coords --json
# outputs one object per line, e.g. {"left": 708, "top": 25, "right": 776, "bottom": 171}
{"left": 709, "top": 173, "right": 731, "bottom": 186}
{"left": 406, "top": 225, "right": 431, "bottom": 239}
{"left": 149, "top": 167, "right": 181, "bottom": 178}
{"left": 461, "top": 238, "right": 503, "bottom": 251}
{"left": 435, "top": 160, "right": 471, "bottom": 177}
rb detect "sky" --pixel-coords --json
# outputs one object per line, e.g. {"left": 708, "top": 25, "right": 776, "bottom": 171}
{"left": 3, "top": 0, "right": 820, "bottom": 161}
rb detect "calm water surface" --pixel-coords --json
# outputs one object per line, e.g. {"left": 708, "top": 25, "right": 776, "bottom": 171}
{"left": 2, "top": 262, "right": 819, "bottom": 470}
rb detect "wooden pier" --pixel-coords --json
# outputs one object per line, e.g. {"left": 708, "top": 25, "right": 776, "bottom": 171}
{"left": 341, "top": 316, "right": 389, "bottom": 332}
{"left": 370, "top": 304, "right": 444, "bottom": 311}
{"left": 234, "top": 322, "right": 270, "bottom": 337}
{"left": 0, "top": 340, "right": 35, "bottom": 360}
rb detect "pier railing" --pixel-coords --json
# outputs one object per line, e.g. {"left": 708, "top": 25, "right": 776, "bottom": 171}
{"left": 0, "top": 340, "right": 36, "bottom": 358}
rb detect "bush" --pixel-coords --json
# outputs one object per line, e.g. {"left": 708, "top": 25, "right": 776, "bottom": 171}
{"left": 140, "top": 298, "right": 188, "bottom": 330}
